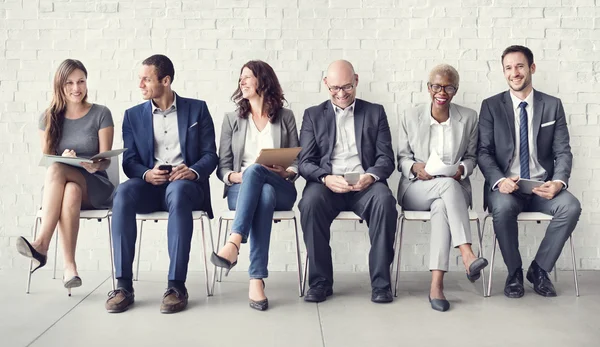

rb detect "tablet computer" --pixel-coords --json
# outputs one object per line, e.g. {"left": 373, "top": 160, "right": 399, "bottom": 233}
{"left": 255, "top": 147, "right": 302, "bottom": 169}
{"left": 517, "top": 178, "right": 544, "bottom": 194}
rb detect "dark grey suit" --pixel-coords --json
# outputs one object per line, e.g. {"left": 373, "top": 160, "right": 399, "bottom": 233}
{"left": 478, "top": 90, "right": 581, "bottom": 274}
{"left": 298, "top": 99, "right": 397, "bottom": 290}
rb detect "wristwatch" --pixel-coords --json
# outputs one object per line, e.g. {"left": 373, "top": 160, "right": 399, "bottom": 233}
{"left": 319, "top": 174, "right": 327, "bottom": 184}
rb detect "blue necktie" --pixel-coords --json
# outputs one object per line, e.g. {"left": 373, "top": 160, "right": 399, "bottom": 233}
{"left": 518, "top": 101, "right": 530, "bottom": 179}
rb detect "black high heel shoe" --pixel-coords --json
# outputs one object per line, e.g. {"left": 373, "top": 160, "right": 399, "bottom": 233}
{"left": 249, "top": 279, "right": 268, "bottom": 311}
{"left": 16, "top": 236, "right": 47, "bottom": 273}
{"left": 210, "top": 241, "right": 239, "bottom": 276}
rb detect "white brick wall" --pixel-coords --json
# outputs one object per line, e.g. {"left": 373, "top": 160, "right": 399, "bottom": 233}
{"left": 0, "top": 0, "right": 598, "bottom": 274}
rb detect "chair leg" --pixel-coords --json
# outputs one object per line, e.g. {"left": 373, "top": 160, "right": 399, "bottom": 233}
{"left": 134, "top": 220, "right": 144, "bottom": 281}
{"left": 218, "top": 220, "right": 229, "bottom": 282}
{"left": 293, "top": 217, "right": 303, "bottom": 297}
{"left": 569, "top": 235, "right": 579, "bottom": 297}
{"left": 212, "top": 217, "right": 224, "bottom": 292}
{"left": 52, "top": 229, "right": 59, "bottom": 280}
{"left": 476, "top": 218, "right": 487, "bottom": 297}
{"left": 107, "top": 216, "right": 116, "bottom": 291}
{"left": 487, "top": 232, "right": 497, "bottom": 297}
{"left": 199, "top": 215, "right": 212, "bottom": 297}
{"left": 302, "top": 253, "right": 308, "bottom": 295}
{"left": 393, "top": 216, "right": 404, "bottom": 297}
{"left": 26, "top": 217, "right": 41, "bottom": 294}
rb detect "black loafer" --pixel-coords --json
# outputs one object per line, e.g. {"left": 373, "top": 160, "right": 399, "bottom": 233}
{"left": 371, "top": 287, "right": 393, "bottom": 303}
{"left": 466, "top": 257, "right": 489, "bottom": 283}
{"left": 304, "top": 283, "right": 333, "bottom": 303}
{"left": 504, "top": 268, "right": 525, "bottom": 298}
{"left": 428, "top": 296, "right": 450, "bottom": 312}
{"left": 526, "top": 261, "right": 557, "bottom": 297}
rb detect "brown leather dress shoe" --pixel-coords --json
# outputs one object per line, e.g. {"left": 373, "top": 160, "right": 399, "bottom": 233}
{"left": 160, "top": 287, "right": 188, "bottom": 314}
{"left": 105, "top": 288, "right": 135, "bottom": 313}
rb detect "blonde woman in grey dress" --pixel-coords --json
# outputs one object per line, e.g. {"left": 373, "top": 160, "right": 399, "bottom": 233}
{"left": 16, "top": 59, "right": 115, "bottom": 295}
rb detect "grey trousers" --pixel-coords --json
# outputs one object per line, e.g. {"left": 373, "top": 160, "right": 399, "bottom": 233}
{"left": 402, "top": 178, "right": 472, "bottom": 271}
{"left": 487, "top": 188, "right": 581, "bottom": 275}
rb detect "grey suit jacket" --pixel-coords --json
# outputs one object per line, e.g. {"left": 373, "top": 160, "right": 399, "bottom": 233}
{"left": 477, "top": 89, "right": 573, "bottom": 209}
{"left": 396, "top": 103, "right": 479, "bottom": 207}
{"left": 298, "top": 99, "right": 395, "bottom": 183}
{"left": 217, "top": 108, "right": 299, "bottom": 198}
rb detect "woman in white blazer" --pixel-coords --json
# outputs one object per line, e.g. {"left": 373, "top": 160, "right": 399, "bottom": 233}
{"left": 396, "top": 64, "right": 488, "bottom": 312}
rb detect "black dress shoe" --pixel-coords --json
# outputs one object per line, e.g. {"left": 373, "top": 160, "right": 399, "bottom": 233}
{"left": 304, "top": 283, "right": 333, "bottom": 303}
{"left": 249, "top": 279, "right": 268, "bottom": 311}
{"left": 504, "top": 268, "right": 525, "bottom": 298}
{"left": 466, "top": 257, "right": 489, "bottom": 283}
{"left": 526, "top": 261, "right": 557, "bottom": 297}
{"left": 428, "top": 296, "right": 450, "bottom": 312}
{"left": 371, "top": 287, "right": 393, "bottom": 303}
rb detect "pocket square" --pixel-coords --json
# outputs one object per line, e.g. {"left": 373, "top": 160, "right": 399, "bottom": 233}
{"left": 541, "top": 120, "right": 555, "bottom": 128}
{"left": 188, "top": 122, "right": 198, "bottom": 129}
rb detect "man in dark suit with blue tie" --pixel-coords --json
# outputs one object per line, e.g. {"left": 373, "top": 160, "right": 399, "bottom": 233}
{"left": 478, "top": 46, "right": 581, "bottom": 298}
{"left": 298, "top": 60, "right": 397, "bottom": 304}
{"left": 106, "top": 55, "right": 218, "bottom": 313}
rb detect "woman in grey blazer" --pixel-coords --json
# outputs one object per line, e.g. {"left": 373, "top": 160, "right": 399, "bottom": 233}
{"left": 211, "top": 60, "right": 299, "bottom": 311}
{"left": 397, "top": 64, "right": 488, "bottom": 312}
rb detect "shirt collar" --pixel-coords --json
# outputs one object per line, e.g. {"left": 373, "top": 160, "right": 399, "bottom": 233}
{"left": 430, "top": 114, "right": 451, "bottom": 126}
{"left": 152, "top": 92, "right": 177, "bottom": 114}
{"left": 331, "top": 100, "right": 356, "bottom": 116}
{"left": 509, "top": 89, "right": 534, "bottom": 111}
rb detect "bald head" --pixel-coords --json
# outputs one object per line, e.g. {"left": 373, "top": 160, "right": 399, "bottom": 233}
{"left": 324, "top": 60, "right": 358, "bottom": 109}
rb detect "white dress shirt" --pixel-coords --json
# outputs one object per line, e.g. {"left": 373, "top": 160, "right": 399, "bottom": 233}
{"left": 240, "top": 118, "right": 275, "bottom": 171}
{"left": 428, "top": 115, "right": 467, "bottom": 180}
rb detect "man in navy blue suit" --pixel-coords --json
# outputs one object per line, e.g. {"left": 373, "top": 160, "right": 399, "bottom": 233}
{"left": 106, "top": 55, "right": 218, "bottom": 314}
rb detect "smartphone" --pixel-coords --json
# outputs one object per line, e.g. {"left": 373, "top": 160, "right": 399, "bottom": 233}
{"left": 344, "top": 171, "right": 360, "bottom": 185}
{"left": 158, "top": 164, "right": 173, "bottom": 173}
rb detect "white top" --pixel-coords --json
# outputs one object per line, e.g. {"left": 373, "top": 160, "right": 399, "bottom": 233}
{"left": 429, "top": 115, "right": 454, "bottom": 165}
{"left": 330, "top": 101, "right": 364, "bottom": 175}
{"left": 240, "top": 118, "right": 275, "bottom": 171}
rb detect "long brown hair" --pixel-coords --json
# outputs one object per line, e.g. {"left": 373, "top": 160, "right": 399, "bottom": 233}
{"left": 43, "top": 59, "right": 88, "bottom": 154}
{"left": 231, "top": 60, "right": 286, "bottom": 123}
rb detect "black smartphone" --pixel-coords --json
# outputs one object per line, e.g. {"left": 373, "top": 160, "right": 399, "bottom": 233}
{"left": 158, "top": 164, "right": 173, "bottom": 173}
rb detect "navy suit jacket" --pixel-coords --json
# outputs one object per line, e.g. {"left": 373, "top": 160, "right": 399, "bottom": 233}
{"left": 122, "top": 93, "right": 218, "bottom": 217}
{"left": 298, "top": 99, "right": 395, "bottom": 184}
{"left": 478, "top": 89, "right": 573, "bottom": 210}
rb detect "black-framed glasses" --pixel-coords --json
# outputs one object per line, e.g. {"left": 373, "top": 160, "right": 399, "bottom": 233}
{"left": 428, "top": 83, "right": 457, "bottom": 95}
{"left": 327, "top": 83, "right": 355, "bottom": 93}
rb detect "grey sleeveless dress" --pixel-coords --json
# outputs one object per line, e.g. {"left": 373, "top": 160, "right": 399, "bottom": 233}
{"left": 39, "top": 104, "right": 115, "bottom": 208}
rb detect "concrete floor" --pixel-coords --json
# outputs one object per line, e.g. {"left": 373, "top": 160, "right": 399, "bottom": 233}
{"left": 2, "top": 269, "right": 598, "bottom": 347}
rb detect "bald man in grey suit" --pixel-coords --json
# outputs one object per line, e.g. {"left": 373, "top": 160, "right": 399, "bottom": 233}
{"left": 478, "top": 45, "right": 581, "bottom": 299}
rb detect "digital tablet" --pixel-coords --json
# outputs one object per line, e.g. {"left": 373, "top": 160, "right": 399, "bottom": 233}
{"left": 517, "top": 178, "right": 544, "bottom": 194}
{"left": 255, "top": 147, "right": 302, "bottom": 169}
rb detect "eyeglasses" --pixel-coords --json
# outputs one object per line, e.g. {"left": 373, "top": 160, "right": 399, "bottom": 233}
{"left": 327, "top": 83, "right": 355, "bottom": 93}
{"left": 428, "top": 83, "right": 457, "bottom": 95}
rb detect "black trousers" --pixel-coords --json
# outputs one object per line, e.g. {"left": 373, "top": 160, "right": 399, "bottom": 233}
{"left": 299, "top": 182, "right": 398, "bottom": 289}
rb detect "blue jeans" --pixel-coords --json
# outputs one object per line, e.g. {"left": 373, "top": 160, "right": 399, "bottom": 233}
{"left": 227, "top": 164, "right": 297, "bottom": 279}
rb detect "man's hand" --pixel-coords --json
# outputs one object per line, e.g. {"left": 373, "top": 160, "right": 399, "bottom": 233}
{"left": 452, "top": 165, "right": 465, "bottom": 181}
{"left": 169, "top": 164, "right": 197, "bottom": 181}
{"left": 262, "top": 164, "right": 288, "bottom": 179}
{"left": 498, "top": 176, "right": 519, "bottom": 194}
{"left": 532, "top": 181, "right": 563, "bottom": 200}
{"left": 412, "top": 162, "right": 433, "bottom": 180}
{"left": 229, "top": 172, "right": 242, "bottom": 184}
{"left": 350, "top": 174, "right": 375, "bottom": 192}
{"left": 324, "top": 175, "right": 351, "bottom": 194}
{"left": 145, "top": 164, "right": 170, "bottom": 185}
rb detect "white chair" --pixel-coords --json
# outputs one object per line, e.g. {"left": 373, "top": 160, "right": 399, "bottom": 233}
{"left": 482, "top": 212, "right": 579, "bottom": 297}
{"left": 133, "top": 210, "right": 215, "bottom": 296}
{"left": 212, "top": 210, "right": 303, "bottom": 297}
{"left": 26, "top": 161, "right": 119, "bottom": 293}
{"left": 393, "top": 209, "right": 485, "bottom": 297}
{"left": 301, "top": 211, "right": 368, "bottom": 296}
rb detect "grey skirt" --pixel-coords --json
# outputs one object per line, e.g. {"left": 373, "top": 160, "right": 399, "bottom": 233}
{"left": 40, "top": 168, "right": 115, "bottom": 209}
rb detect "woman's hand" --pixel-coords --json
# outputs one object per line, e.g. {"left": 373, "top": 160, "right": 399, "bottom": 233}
{"left": 229, "top": 172, "right": 243, "bottom": 184}
{"left": 262, "top": 164, "right": 288, "bottom": 178}
{"left": 81, "top": 159, "right": 105, "bottom": 174}
{"left": 62, "top": 149, "right": 77, "bottom": 157}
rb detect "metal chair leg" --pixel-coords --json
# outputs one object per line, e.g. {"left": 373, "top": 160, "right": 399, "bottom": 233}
{"left": 107, "top": 216, "right": 116, "bottom": 290}
{"left": 394, "top": 216, "right": 404, "bottom": 297}
{"left": 200, "top": 215, "right": 212, "bottom": 296}
{"left": 134, "top": 220, "right": 144, "bottom": 281}
{"left": 218, "top": 219, "right": 229, "bottom": 282}
{"left": 26, "top": 216, "right": 41, "bottom": 294}
{"left": 293, "top": 217, "right": 303, "bottom": 297}
{"left": 487, "top": 233, "right": 497, "bottom": 297}
{"left": 212, "top": 218, "right": 224, "bottom": 292}
{"left": 302, "top": 253, "right": 308, "bottom": 295}
{"left": 570, "top": 235, "right": 579, "bottom": 297}
{"left": 52, "top": 229, "right": 59, "bottom": 279}
{"left": 476, "top": 218, "right": 487, "bottom": 297}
